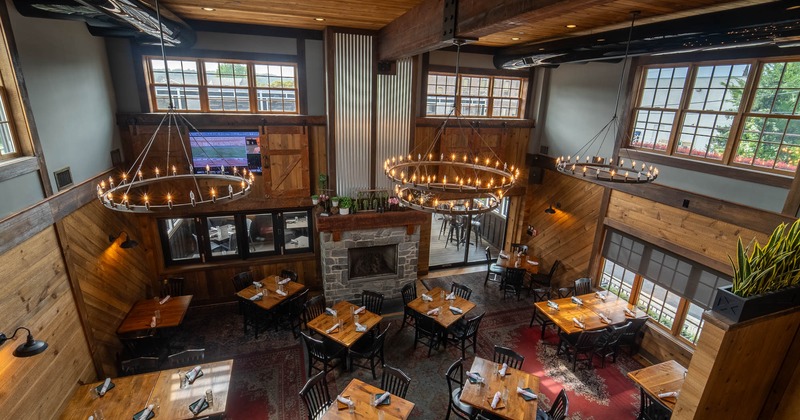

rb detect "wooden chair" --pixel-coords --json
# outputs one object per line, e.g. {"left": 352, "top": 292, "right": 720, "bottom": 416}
{"left": 532, "top": 260, "right": 560, "bottom": 288}
{"left": 529, "top": 288, "right": 555, "bottom": 339}
{"left": 280, "top": 269, "right": 299, "bottom": 282}
{"left": 557, "top": 329, "right": 605, "bottom": 371}
{"left": 594, "top": 321, "right": 630, "bottom": 368}
{"left": 361, "top": 289, "right": 385, "bottom": 315}
{"left": 232, "top": 271, "right": 253, "bottom": 292}
{"left": 502, "top": 267, "right": 528, "bottom": 300}
{"left": 447, "top": 312, "right": 484, "bottom": 359}
{"left": 348, "top": 323, "right": 390, "bottom": 379}
{"left": 301, "top": 332, "right": 346, "bottom": 377}
{"left": 238, "top": 296, "right": 271, "bottom": 338}
{"left": 557, "top": 287, "right": 573, "bottom": 298}
{"left": 167, "top": 348, "right": 205, "bottom": 368}
{"left": 617, "top": 317, "right": 648, "bottom": 355}
{"left": 451, "top": 282, "right": 473, "bottom": 301}
{"left": 400, "top": 283, "right": 417, "bottom": 329}
{"left": 574, "top": 277, "right": 592, "bottom": 295}
{"left": 547, "top": 388, "right": 570, "bottom": 420}
{"left": 510, "top": 243, "right": 529, "bottom": 254}
{"left": 493, "top": 345, "right": 525, "bottom": 370}
{"left": 381, "top": 364, "right": 411, "bottom": 399}
{"left": 412, "top": 311, "right": 441, "bottom": 357}
{"left": 120, "top": 356, "right": 160, "bottom": 376}
{"left": 276, "top": 288, "right": 309, "bottom": 338}
{"left": 119, "top": 330, "right": 163, "bottom": 358}
{"left": 160, "top": 277, "right": 184, "bottom": 298}
{"left": 484, "top": 247, "right": 506, "bottom": 286}
{"left": 637, "top": 387, "right": 672, "bottom": 420}
{"left": 299, "top": 371, "right": 332, "bottom": 420}
{"left": 445, "top": 357, "right": 477, "bottom": 420}
{"left": 303, "top": 295, "right": 327, "bottom": 333}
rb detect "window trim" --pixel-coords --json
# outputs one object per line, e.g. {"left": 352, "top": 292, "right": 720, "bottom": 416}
{"left": 0, "top": 87, "right": 20, "bottom": 160}
{"left": 423, "top": 64, "right": 529, "bottom": 119}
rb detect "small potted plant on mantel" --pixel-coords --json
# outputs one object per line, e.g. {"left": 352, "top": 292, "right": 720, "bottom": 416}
{"left": 712, "top": 218, "right": 800, "bottom": 322}
{"left": 338, "top": 196, "right": 352, "bottom": 215}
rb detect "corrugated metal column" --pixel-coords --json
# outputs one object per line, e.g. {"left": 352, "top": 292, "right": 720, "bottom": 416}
{"left": 375, "top": 58, "right": 413, "bottom": 190}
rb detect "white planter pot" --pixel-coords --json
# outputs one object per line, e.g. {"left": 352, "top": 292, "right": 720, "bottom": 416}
{"left": 340, "top": 208, "right": 350, "bottom": 215}
{"left": 332, "top": 200, "right": 339, "bottom": 207}
{"left": 311, "top": 198, "right": 319, "bottom": 205}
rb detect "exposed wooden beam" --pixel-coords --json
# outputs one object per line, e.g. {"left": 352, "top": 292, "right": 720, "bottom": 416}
{"left": 378, "top": 0, "right": 451, "bottom": 61}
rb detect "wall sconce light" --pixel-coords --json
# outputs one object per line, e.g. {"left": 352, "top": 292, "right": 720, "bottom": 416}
{"left": 0, "top": 327, "right": 49, "bottom": 357}
{"left": 109, "top": 231, "right": 139, "bottom": 249}
{"left": 544, "top": 202, "right": 561, "bottom": 214}
{"left": 526, "top": 225, "right": 538, "bottom": 236}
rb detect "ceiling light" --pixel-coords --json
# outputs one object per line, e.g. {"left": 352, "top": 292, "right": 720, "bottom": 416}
{"left": 538, "top": 48, "right": 545, "bottom": 51}
{"left": 566, "top": 24, "right": 577, "bottom": 28}
{"left": 314, "top": 17, "right": 326, "bottom": 21}
{"left": 511, "top": 37, "right": 520, "bottom": 41}
{"left": 201, "top": 7, "right": 215, "bottom": 11}
{"left": 597, "top": 38, "right": 606, "bottom": 42}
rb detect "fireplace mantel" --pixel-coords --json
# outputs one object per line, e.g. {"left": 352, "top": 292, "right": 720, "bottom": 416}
{"left": 316, "top": 210, "right": 429, "bottom": 241}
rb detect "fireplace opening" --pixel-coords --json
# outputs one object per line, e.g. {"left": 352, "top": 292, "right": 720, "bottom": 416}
{"left": 349, "top": 245, "right": 398, "bottom": 279}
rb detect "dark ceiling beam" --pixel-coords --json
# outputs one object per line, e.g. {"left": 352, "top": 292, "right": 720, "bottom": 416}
{"left": 456, "top": 0, "right": 606, "bottom": 39}
{"left": 378, "top": 0, "right": 451, "bottom": 61}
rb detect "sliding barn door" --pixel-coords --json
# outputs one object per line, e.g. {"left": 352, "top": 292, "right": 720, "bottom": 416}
{"left": 262, "top": 126, "right": 310, "bottom": 198}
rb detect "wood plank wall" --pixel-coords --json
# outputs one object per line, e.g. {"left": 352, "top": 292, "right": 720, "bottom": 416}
{"left": 60, "top": 201, "right": 157, "bottom": 376}
{"left": 0, "top": 228, "right": 95, "bottom": 419}
{"left": 519, "top": 170, "right": 604, "bottom": 288}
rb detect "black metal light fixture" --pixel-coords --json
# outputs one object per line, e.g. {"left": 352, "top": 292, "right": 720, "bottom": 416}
{"left": 109, "top": 231, "right": 139, "bottom": 249}
{"left": 0, "top": 327, "right": 48, "bottom": 357}
{"left": 545, "top": 202, "right": 561, "bottom": 214}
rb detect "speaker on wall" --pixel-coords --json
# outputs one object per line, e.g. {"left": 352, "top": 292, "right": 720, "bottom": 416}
{"left": 528, "top": 167, "right": 543, "bottom": 184}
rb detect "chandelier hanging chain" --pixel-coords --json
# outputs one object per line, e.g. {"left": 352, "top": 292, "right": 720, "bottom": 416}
{"left": 612, "top": 12, "right": 638, "bottom": 119}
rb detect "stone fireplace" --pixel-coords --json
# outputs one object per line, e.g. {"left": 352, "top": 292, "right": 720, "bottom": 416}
{"left": 316, "top": 211, "right": 429, "bottom": 302}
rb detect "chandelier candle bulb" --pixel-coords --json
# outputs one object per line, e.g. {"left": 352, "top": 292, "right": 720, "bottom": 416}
{"left": 155, "top": 167, "right": 160, "bottom": 178}
{"left": 228, "top": 185, "right": 233, "bottom": 198}
{"left": 109, "top": 177, "right": 114, "bottom": 188}
{"left": 138, "top": 170, "right": 143, "bottom": 181}
{"left": 211, "top": 188, "right": 216, "bottom": 203}
{"left": 167, "top": 194, "right": 173, "bottom": 210}
{"left": 172, "top": 165, "right": 177, "bottom": 176}
{"left": 190, "top": 191, "right": 196, "bottom": 207}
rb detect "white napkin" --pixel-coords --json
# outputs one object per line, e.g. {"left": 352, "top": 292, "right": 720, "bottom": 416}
{"left": 89, "top": 416, "right": 94, "bottom": 420}
{"left": 499, "top": 251, "right": 508, "bottom": 259}
{"left": 355, "top": 322, "right": 367, "bottom": 332}
{"left": 276, "top": 289, "right": 287, "bottom": 297}
{"left": 150, "top": 316, "right": 157, "bottom": 328}
{"left": 326, "top": 308, "right": 338, "bottom": 316}
{"left": 467, "top": 372, "right": 484, "bottom": 383}
{"left": 445, "top": 292, "right": 456, "bottom": 300}
{"left": 491, "top": 391, "right": 502, "bottom": 409}
{"left": 547, "top": 300, "right": 559, "bottom": 310}
{"left": 498, "top": 362, "right": 508, "bottom": 376}
{"left": 658, "top": 391, "right": 679, "bottom": 398}
{"left": 373, "top": 391, "right": 390, "bottom": 406}
{"left": 527, "top": 260, "right": 539, "bottom": 265}
{"left": 250, "top": 292, "right": 263, "bottom": 301}
{"left": 572, "top": 317, "right": 585, "bottom": 329}
{"left": 595, "top": 291, "right": 607, "bottom": 300}
{"left": 624, "top": 307, "right": 636, "bottom": 317}
{"left": 159, "top": 295, "right": 171, "bottom": 305}
{"left": 571, "top": 296, "right": 583, "bottom": 305}
{"left": 449, "top": 305, "right": 463, "bottom": 314}
{"left": 99, "top": 377, "right": 111, "bottom": 396}
{"left": 253, "top": 281, "right": 263, "bottom": 288}
{"left": 599, "top": 313, "right": 611, "bottom": 324}
{"left": 426, "top": 307, "right": 440, "bottom": 316}
{"left": 337, "top": 395, "right": 354, "bottom": 406}
{"left": 187, "top": 365, "right": 202, "bottom": 383}
{"left": 354, "top": 306, "right": 366, "bottom": 315}
{"left": 517, "top": 387, "right": 537, "bottom": 399}
{"left": 278, "top": 278, "right": 291, "bottom": 285}
{"left": 421, "top": 293, "right": 433, "bottom": 302}
{"left": 326, "top": 323, "right": 340, "bottom": 334}
{"left": 140, "top": 404, "right": 154, "bottom": 419}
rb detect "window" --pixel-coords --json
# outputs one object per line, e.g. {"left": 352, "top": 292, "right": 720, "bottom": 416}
{"left": 145, "top": 57, "right": 298, "bottom": 114}
{"left": 159, "top": 209, "right": 312, "bottom": 265}
{"left": 0, "top": 89, "right": 18, "bottom": 158}
{"left": 426, "top": 72, "right": 525, "bottom": 118}
{"left": 599, "top": 229, "right": 732, "bottom": 346}
{"left": 629, "top": 59, "right": 800, "bottom": 173}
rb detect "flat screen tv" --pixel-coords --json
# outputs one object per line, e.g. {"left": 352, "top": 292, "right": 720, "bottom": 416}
{"left": 190, "top": 130, "right": 262, "bottom": 174}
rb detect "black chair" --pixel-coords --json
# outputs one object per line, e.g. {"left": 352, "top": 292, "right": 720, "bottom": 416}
{"left": 557, "top": 329, "right": 605, "bottom": 371}
{"left": 548, "top": 388, "right": 570, "bottom": 420}
{"left": 493, "top": 345, "right": 525, "bottom": 369}
{"left": 303, "top": 295, "right": 327, "bottom": 332}
{"left": 349, "top": 323, "right": 390, "bottom": 379}
{"left": 445, "top": 357, "right": 477, "bottom": 420}
{"left": 617, "top": 317, "right": 649, "bottom": 355}
{"left": 160, "top": 277, "right": 184, "bottom": 298}
{"left": 447, "top": 312, "right": 484, "bottom": 359}
{"left": 412, "top": 311, "right": 441, "bottom": 357}
{"left": 120, "top": 356, "right": 160, "bottom": 376}
{"left": 299, "top": 371, "right": 332, "bottom": 420}
{"left": 167, "top": 348, "right": 205, "bottom": 368}
{"left": 593, "top": 321, "right": 630, "bottom": 368}
{"left": 119, "top": 330, "right": 163, "bottom": 358}
{"left": 637, "top": 387, "right": 672, "bottom": 420}
{"left": 381, "top": 364, "right": 411, "bottom": 399}
{"left": 232, "top": 272, "right": 253, "bottom": 292}
{"left": 239, "top": 296, "right": 271, "bottom": 338}
{"left": 557, "top": 287, "right": 573, "bottom": 298}
{"left": 532, "top": 260, "right": 560, "bottom": 288}
{"left": 281, "top": 269, "right": 299, "bottom": 282}
{"left": 277, "top": 288, "right": 309, "bottom": 337}
{"left": 451, "top": 282, "right": 473, "bottom": 301}
{"left": 574, "top": 277, "right": 592, "bottom": 296}
{"left": 510, "top": 243, "right": 529, "bottom": 254}
{"left": 401, "top": 283, "right": 417, "bottom": 329}
{"left": 529, "top": 288, "right": 556, "bottom": 339}
{"left": 484, "top": 247, "right": 506, "bottom": 286}
{"left": 301, "top": 332, "right": 346, "bottom": 377}
{"left": 362, "top": 289, "right": 385, "bottom": 315}
{"left": 503, "top": 267, "right": 528, "bottom": 300}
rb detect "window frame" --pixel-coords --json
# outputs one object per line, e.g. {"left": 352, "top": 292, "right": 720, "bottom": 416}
{"left": 627, "top": 57, "right": 800, "bottom": 174}
{"left": 144, "top": 56, "right": 300, "bottom": 115}
{"left": 0, "top": 87, "right": 20, "bottom": 160}
{"left": 424, "top": 67, "right": 528, "bottom": 119}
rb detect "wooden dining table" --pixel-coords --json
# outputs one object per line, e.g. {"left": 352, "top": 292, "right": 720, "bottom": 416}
{"left": 321, "top": 378, "right": 416, "bottom": 419}
{"left": 117, "top": 294, "right": 193, "bottom": 335}
{"left": 236, "top": 276, "right": 305, "bottom": 311}
{"left": 60, "top": 359, "right": 234, "bottom": 420}
{"left": 628, "top": 360, "right": 687, "bottom": 411}
{"left": 495, "top": 253, "right": 540, "bottom": 275}
{"left": 307, "top": 300, "right": 383, "bottom": 348}
{"left": 459, "top": 356, "right": 540, "bottom": 420}
{"left": 406, "top": 286, "right": 477, "bottom": 329}
{"left": 533, "top": 292, "right": 648, "bottom": 335}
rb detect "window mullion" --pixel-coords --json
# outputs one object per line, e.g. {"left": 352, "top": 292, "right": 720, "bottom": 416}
{"left": 248, "top": 63, "right": 257, "bottom": 113}
{"left": 488, "top": 77, "right": 495, "bottom": 118}
{"left": 724, "top": 59, "right": 761, "bottom": 165}
{"left": 672, "top": 298, "right": 690, "bottom": 337}
{"left": 629, "top": 273, "right": 644, "bottom": 305}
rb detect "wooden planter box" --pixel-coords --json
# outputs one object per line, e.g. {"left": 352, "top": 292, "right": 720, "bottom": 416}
{"left": 712, "top": 284, "right": 800, "bottom": 323}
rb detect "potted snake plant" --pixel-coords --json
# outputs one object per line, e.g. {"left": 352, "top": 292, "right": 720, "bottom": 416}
{"left": 712, "top": 218, "right": 800, "bottom": 322}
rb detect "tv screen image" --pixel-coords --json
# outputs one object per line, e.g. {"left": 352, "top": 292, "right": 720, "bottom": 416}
{"left": 190, "top": 131, "right": 262, "bottom": 174}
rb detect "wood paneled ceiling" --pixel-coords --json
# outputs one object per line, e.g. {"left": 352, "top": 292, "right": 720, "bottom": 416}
{"left": 161, "top": 0, "right": 774, "bottom": 47}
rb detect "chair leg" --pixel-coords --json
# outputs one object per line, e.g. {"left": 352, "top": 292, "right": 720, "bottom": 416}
{"left": 529, "top": 309, "right": 537, "bottom": 327}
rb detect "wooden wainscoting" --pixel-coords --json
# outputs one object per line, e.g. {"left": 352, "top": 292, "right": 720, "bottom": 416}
{"left": 0, "top": 227, "right": 95, "bottom": 419}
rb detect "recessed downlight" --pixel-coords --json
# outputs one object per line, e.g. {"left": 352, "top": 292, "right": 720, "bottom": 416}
{"left": 597, "top": 38, "right": 606, "bottom": 42}
{"left": 201, "top": 7, "right": 215, "bottom": 11}
{"left": 511, "top": 37, "right": 520, "bottom": 41}
{"left": 314, "top": 17, "right": 326, "bottom": 21}
{"left": 566, "top": 24, "right": 577, "bottom": 29}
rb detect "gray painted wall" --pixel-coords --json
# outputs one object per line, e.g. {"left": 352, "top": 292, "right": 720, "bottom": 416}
{"left": 0, "top": 171, "right": 44, "bottom": 220}
{"left": 8, "top": 6, "right": 120, "bottom": 191}
{"left": 539, "top": 61, "right": 788, "bottom": 212}
{"left": 306, "top": 39, "right": 325, "bottom": 116}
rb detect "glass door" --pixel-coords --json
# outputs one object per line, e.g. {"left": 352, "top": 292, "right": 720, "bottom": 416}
{"left": 428, "top": 197, "right": 508, "bottom": 269}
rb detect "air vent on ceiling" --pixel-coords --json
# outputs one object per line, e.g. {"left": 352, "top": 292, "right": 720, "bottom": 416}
{"left": 54, "top": 167, "right": 73, "bottom": 191}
